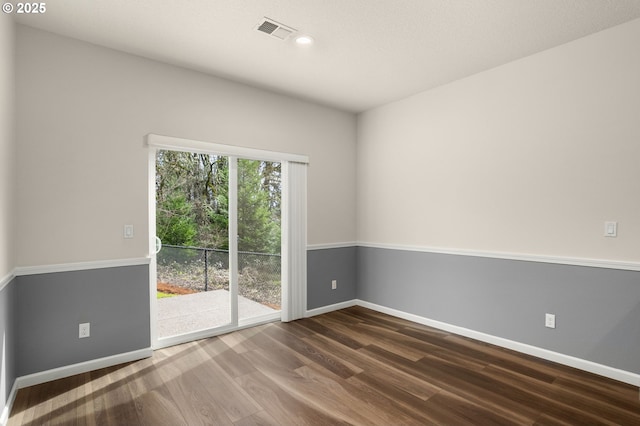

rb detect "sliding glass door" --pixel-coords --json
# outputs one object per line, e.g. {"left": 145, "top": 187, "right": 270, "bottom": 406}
{"left": 153, "top": 150, "right": 282, "bottom": 347}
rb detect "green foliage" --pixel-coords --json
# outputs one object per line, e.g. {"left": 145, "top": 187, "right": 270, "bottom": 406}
{"left": 155, "top": 151, "right": 281, "bottom": 253}
{"left": 157, "top": 291, "right": 175, "bottom": 299}
{"left": 238, "top": 159, "right": 281, "bottom": 253}
{"left": 156, "top": 193, "right": 197, "bottom": 246}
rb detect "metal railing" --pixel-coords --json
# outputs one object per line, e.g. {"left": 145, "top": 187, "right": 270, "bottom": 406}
{"left": 156, "top": 244, "right": 281, "bottom": 308}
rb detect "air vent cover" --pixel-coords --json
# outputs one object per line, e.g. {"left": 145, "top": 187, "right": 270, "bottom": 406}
{"left": 256, "top": 18, "right": 296, "bottom": 40}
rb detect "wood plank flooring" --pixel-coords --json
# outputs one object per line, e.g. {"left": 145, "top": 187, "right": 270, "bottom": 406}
{"left": 9, "top": 306, "right": 640, "bottom": 425}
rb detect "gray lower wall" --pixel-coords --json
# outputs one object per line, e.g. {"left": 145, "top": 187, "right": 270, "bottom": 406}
{"left": 17, "top": 265, "right": 150, "bottom": 376}
{"left": 8, "top": 245, "right": 639, "bottom": 388}
{"left": 0, "top": 278, "right": 16, "bottom": 417}
{"left": 357, "top": 246, "right": 640, "bottom": 374}
{"left": 307, "top": 247, "right": 357, "bottom": 310}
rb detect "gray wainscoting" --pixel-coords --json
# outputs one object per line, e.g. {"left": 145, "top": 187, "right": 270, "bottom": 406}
{"left": 0, "top": 277, "right": 17, "bottom": 417}
{"left": 357, "top": 246, "right": 640, "bottom": 374}
{"left": 17, "top": 265, "right": 150, "bottom": 376}
{"left": 307, "top": 247, "right": 357, "bottom": 310}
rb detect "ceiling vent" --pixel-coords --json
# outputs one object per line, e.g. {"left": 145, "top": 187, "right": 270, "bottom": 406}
{"left": 256, "top": 17, "right": 296, "bottom": 40}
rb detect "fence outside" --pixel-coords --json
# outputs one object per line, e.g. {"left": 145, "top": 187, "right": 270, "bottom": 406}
{"left": 157, "top": 244, "right": 281, "bottom": 309}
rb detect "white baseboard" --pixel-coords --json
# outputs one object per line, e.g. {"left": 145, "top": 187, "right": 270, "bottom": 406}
{"left": 14, "top": 348, "right": 152, "bottom": 390}
{"left": 0, "top": 381, "right": 18, "bottom": 426}
{"left": 355, "top": 300, "right": 640, "bottom": 387}
{"left": 305, "top": 299, "right": 357, "bottom": 318}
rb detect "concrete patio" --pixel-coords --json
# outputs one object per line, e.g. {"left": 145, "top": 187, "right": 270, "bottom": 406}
{"left": 157, "top": 290, "right": 278, "bottom": 338}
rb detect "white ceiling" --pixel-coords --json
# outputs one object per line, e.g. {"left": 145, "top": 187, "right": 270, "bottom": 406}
{"left": 14, "top": 0, "right": 640, "bottom": 112}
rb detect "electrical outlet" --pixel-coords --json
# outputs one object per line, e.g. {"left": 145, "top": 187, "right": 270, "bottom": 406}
{"left": 331, "top": 280, "right": 337, "bottom": 290}
{"left": 79, "top": 322, "right": 90, "bottom": 338}
{"left": 545, "top": 314, "right": 556, "bottom": 329}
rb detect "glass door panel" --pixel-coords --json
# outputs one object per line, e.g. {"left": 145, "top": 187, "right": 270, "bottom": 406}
{"left": 237, "top": 159, "right": 282, "bottom": 323}
{"left": 155, "top": 151, "right": 231, "bottom": 339}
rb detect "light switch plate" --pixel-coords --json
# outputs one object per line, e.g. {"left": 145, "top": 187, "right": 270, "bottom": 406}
{"left": 604, "top": 221, "right": 617, "bottom": 238}
{"left": 124, "top": 224, "right": 134, "bottom": 239}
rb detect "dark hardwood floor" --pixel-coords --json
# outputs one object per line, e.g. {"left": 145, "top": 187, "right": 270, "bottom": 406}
{"left": 9, "top": 306, "right": 640, "bottom": 425}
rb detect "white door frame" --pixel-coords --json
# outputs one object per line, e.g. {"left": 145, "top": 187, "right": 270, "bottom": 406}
{"left": 146, "top": 134, "right": 308, "bottom": 349}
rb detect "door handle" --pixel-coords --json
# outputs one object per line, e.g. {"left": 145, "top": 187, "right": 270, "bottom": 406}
{"left": 155, "top": 236, "right": 162, "bottom": 254}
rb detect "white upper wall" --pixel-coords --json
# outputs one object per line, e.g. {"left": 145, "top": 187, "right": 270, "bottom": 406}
{"left": 357, "top": 18, "right": 640, "bottom": 262}
{"left": 15, "top": 25, "right": 357, "bottom": 267}
{"left": 0, "top": 15, "right": 15, "bottom": 277}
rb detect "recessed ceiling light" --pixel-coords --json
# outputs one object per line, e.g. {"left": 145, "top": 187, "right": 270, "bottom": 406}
{"left": 295, "top": 35, "right": 314, "bottom": 46}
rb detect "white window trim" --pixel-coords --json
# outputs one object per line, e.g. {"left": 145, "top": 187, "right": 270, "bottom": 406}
{"left": 146, "top": 133, "right": 309, "bottom": 164}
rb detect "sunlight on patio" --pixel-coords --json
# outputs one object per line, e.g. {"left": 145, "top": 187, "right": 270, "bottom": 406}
{"left": 157, "top": 290, "right": 278, "bottom": 339}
